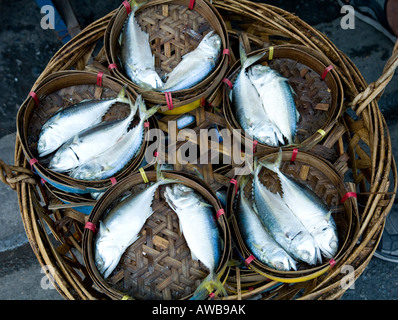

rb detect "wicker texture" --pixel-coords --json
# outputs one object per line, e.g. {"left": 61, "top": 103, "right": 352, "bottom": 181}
{"left": 0, "top": 0, "right": 396, "bottom": 300}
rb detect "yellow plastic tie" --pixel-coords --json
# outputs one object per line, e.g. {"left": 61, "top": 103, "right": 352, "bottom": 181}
{"left": 139, "top": 167, "right": 149, "bottom": 183}
{"left": 269, "top": 46, "right": 274, "bottom": 60}
{"left": 122, "top": 295, "right": 132, "bottom": 300}
{"left": 317, "top": 128, "right": 326, "bottom": 138}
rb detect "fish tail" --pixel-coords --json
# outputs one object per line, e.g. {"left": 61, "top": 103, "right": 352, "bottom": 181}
{"left": 239, "top": 42, "right": 266, "bottom": 70}
{"left": 136, "top": 96, "right": 159, "bottom": 122}
{"left": 129, "top": 0, "right": 147, "bottom": 12}
{"left": 191, "top": 272, "right": 227, "bottom": 300}
{"left": 259, "top": 148, "right": 283, "bottom": 174}
{"left": 155, "top": 163, "right": 180, "bottom": 185}
{"left": 238, "top": 175, "right": 250, "bottom": 192}
{"left": 115, "top": 85, "right": 130, "bottom": 104}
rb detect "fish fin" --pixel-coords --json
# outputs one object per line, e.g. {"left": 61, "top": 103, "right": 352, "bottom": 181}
{"left": 239, "top": 42, "right": 266, "bottom": 70}
{"left": 296, "top": 108, "right": 301, "bottom": 122}
{"left": 325, "top": 210, "right": 332, "bottom": 222}
{"left": 190, "top": 272, "right": 227, "bottom": 300}
{"left": 115, "top": 85, "right": 130, "bottom": 105}
{"left": 191, "top": 251, "right": 199, "bottom": 261}
{"left": 72, "top": 135, "right": 80, "bottom": 144}
{"left": 199, "top": 201, "right": 213, "bottom": 208}
{"left": 54, "top": 113, "right": 61, "bottom": 122}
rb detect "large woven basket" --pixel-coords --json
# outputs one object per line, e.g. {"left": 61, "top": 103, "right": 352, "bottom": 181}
{"left": 104, "top": 0, "right": 230, "bottom": 114}
{"left": 0, "top": 0, "right": 397, "bottom": 300}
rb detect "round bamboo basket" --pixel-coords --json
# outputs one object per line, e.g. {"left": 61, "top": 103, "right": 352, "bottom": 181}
{"left": 82, "top": 170, "right": 231, "bottom": 300}
{"left": 227, "top": 150, "right": 359, "bottom": 284}
{"left": 0, "top": 0, "right": 397, "bottom": 300}
{"left": 223, "top": 44, "right": 344, "bottom": 155}
{"left": 104, "top": 0, "right": 230, "bottom": 114}
{"left": 16, "top": 71, "right": 152, "bottom": 196}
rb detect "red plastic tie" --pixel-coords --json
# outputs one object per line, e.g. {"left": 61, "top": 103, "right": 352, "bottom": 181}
{"left": 96, "top": 71, "right": 104, "bottom": 87}
{"left": 230, "top": 178, "right": 238, "bottom": 195}
{"left": 40, "top": 178, "right": 46, "bottom": 185}
{"left": 144, "top": 121, "right": 150, "bottom": 128}
{"left": 110, "top": 177, "right": 117, "bottom": 186}
{"left": 29, "top": 158, "right": 38, "bottom": 170}
{"left": 122, "top": 0, "right": 132, "bottom": 14}
{"left": 223, "top": 48, "right": 230, "bottom": 63}
{"left": 108, "top": 63, "right": 118, "bottom": 70}
{"left": 245, "top": 255, "right": 255, "bottom": 267}
{"left": 84, "top": 222, "right": 97, "bottom": 233}
{"left": 154, "top": 151, "right": 159, "bottom": 157}
{"left": 329, "top": 259, "right": 336, "bottom": 268}
{"left": 216, "top": 208, "right": 225, "bottom": 219}
{"left": 321, "top": 65, "right": 334, "bottom": 80}
{"left": 340, "top": 192, "right": 357, "bottom": 204}
{"left": 222, "top": 78, "right": 233, "bottom": 89}
{"left": 165, "top": 92, "right": 174, "bottom": 110}
{"left": 29, "top": 92, "right": 39, "bottom": 106}
{"left": 208, "top": 292, "right": 215, "bottom": 299}
{"left": 188, "top": 0, "right": 195, "bottom": 10}
{"left": 291, "top": 148, "right": 298, "bottom": 163}
{"left": 253, "top": 140, "right": 258, "bottom": 153}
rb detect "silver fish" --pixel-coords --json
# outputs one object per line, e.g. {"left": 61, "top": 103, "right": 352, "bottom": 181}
{"left": 230, "top": 44, "right": 283, "bottom": 146}
{"left": 120, "top": 0, "right": 163, "bottom": 89}
{"left": 249, "top": 64, "right": 299, "bottom": 145}
{"left": 236, "top": 177, "right": 297, "bottom": 271}
{"left": 160, "top": 31, "right": 222, "bottom": 92}
{"left": 37, "top": 86, "right": 129, "bottom": 157}
{"left": 260, "top": 150, "right": 338, "bottom": 259}
{"left": 252, "top": 162, "right": 321, "bottom": 265}
{"left": 49, "top": 95, "right": 139, "bottom": 173}
{"left": 94, "top": 168, "right": 179, "bottom": 279}
{"left": 164, "top": 184, "right": 226, "bottom": 299}
{"left": 70, "top": 99, "right": 158, "bottom": 181}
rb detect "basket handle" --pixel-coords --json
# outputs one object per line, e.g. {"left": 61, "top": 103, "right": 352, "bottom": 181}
{"left": 351, "top": 40, "right": 398, "bottom": 115}
{"left": 0, "top": 159, "right": 36, "bottom": 190}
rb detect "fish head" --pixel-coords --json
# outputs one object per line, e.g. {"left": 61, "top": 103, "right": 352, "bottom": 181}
{"left": 291, "top": 232, "right": 319, "bottom": 265}
{"left": 313, "top": 225, "right": 339, "bottom": 259}
{"left": 37, "top": 130, "right": 62, "bottom": 157}
{"left": 95, "top": 241, "right": 123, "bottom": 279}
{"left": 267, "top": 249, "right": 296, "bottom": 271}
{"left": 200, "top": 31, "right": 222, "bottom": 55}
{"left": 49, "top": 148, "right": 79, "bottom": 172}
{"left": 143, "top": 69, "right": 164, "bottom": 89}
{"left": 249, "top": 64, "right": 272, "bottom": 82}
{"left": 253, "top": 126, "right": 279, "bottom": 147}
{"left": 164, "top": 184, "right": 195, "bottom": 210}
